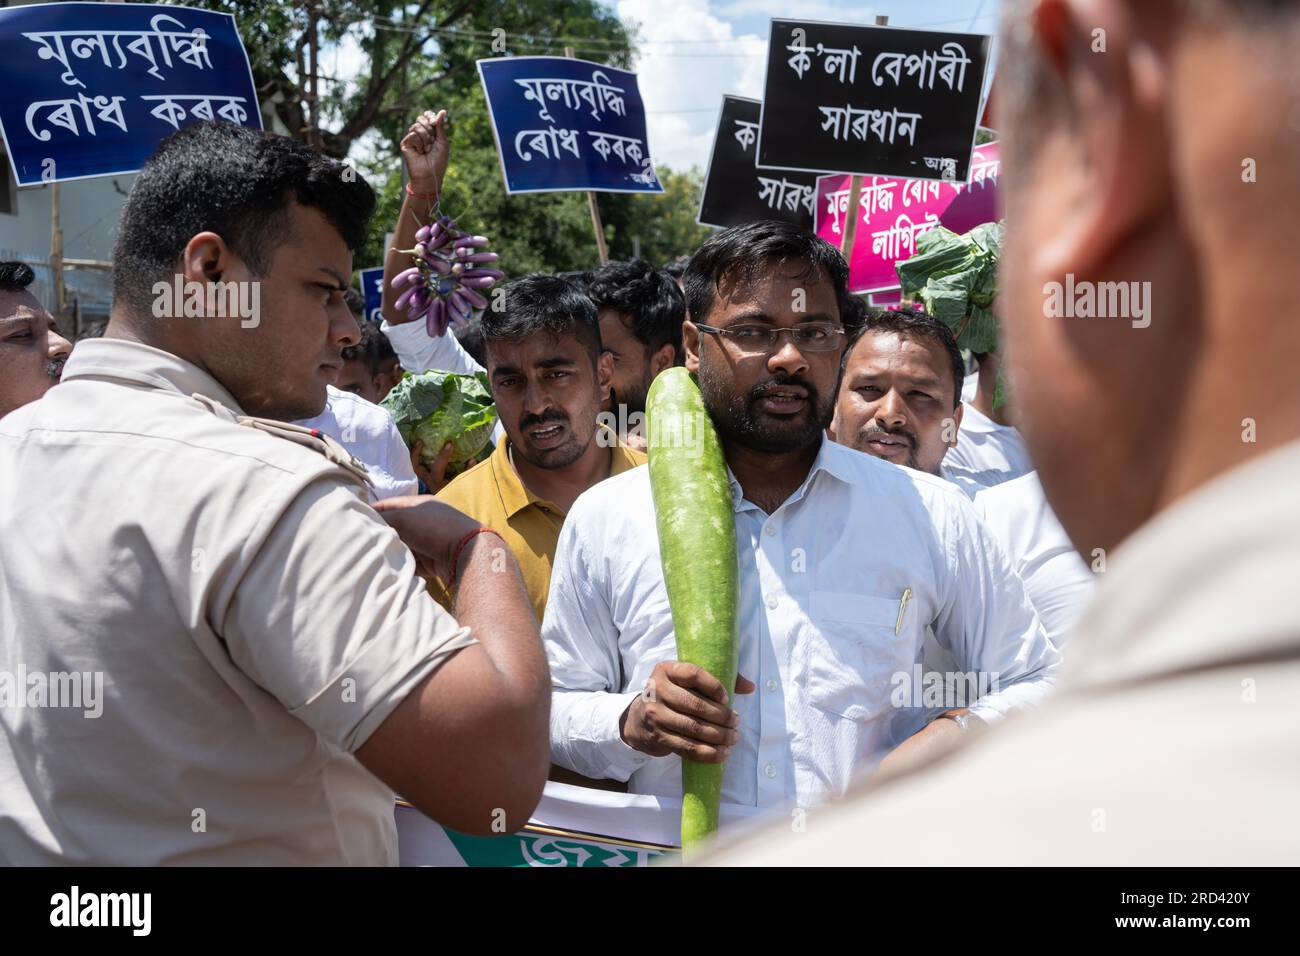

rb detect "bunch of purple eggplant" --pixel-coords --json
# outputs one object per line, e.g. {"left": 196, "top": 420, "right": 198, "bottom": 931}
{"left": 390, "top": 215, "right": 504, "bottom": 338}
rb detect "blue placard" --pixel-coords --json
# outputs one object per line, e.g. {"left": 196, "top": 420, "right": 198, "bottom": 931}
{"left": 477, "top": 56, "right": 663, "bottom": 195}
{"left": 0, "top": 2, "right": 261, "bottom": 187}
{"left": 359, "top": 267, "right": 385, "bottom": 325}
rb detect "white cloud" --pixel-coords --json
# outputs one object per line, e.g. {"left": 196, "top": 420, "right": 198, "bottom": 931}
{"left": 616, "top": 0, "right": 768, "bottom": 173}
{"left": 712, "top": 0, "right": 881, "bottom": 24}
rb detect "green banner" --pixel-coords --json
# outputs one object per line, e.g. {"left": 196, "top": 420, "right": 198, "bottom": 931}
{"left": 443, "top": 826, "right": 669, "bottom": 867}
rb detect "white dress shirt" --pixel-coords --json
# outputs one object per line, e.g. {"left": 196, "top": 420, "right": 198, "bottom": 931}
{"left": 382, "top": 317, "right": 484, "bottom": 376}
{"left": 296, "top": 386, "right": 418, "bottom": 501}
{"left": 543, "top": 438, "right": 1060, "bottom": 811}
{"left": 944, "top": 401, "right": 1034, "bottom": 489}
{"left": 940, "top": 461, "right": 985, "bottom": 499}
{"left": 973, "top": 472, "right": 1095, "bottom": 648}
{"left": 961, "top": 370, "right": 978, "bottom": 404}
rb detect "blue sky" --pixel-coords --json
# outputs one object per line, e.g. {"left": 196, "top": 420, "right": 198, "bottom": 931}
{"left": 603, "top": 0, "right": 1001, "bottom": 172}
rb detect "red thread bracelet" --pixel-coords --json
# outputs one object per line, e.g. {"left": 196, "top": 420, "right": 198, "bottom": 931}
{"left": 405, "top": 181, "right": 440, "bottom": 200}
{"left": 449, "top": 527, "right": 503, "bottom": 588}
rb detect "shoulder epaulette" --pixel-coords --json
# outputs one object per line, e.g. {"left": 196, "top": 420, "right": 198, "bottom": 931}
{"left": 190, "top": 393, "right": 374, "bottom": 495}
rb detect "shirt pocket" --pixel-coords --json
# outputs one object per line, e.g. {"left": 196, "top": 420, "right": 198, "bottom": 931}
{"left": 804, "top": 589, "right": 919, "bottom": 722}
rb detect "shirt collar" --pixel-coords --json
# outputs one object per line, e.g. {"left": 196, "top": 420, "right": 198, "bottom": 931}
{"left": 491, "top": 437, "right": 536, "bottom": 519}
{"left": 726, "top": 436, "right": 856, "bottom": 512}
{"left": 59, "top": 337, "right": 245, "bottom": 414}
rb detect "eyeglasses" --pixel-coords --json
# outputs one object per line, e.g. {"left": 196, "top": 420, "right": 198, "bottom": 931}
{"left": 695, "top": 322, "right": 846, "bottom": 355}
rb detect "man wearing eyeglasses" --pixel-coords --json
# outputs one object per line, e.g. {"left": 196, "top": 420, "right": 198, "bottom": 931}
{"left": 542, "top": 220, "right": 1059, "bottom": 816}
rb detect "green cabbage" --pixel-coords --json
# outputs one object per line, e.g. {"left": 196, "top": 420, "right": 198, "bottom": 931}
{"left": 896, "top": 220, "right": 1006, "bottom": 407}
{"left": 895, "top": 220, "right": 1004, "bottom": 355}
{"left": 381, "top": 369, "right": 497, "bottom": 475}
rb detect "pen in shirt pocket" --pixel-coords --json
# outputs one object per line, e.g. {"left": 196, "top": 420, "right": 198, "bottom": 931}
{"left": 894, "top": 587, "right": 913, "bottom": 636}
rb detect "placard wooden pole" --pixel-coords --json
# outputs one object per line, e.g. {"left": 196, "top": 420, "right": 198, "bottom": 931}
{"left": 586, "top": 192, "right": 609, "bottom": 265}
{"left": 566, "top": 46, "right": 609, "bottom": 265}
{"left": 840, "top": 175, "right": 862, "bottom": 257}
{"left": 840, "top": 15, "right": 889, "bottom": 260}
{"left": 51, "top": 183, "right": 66, "bottom": 327}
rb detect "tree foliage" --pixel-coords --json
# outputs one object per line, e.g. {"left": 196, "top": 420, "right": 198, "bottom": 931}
{"left": 187, "top": 0, "right": 708, "bottom": 275}
{"left": 191, "top": 1, "right": 632, "bottom": 154}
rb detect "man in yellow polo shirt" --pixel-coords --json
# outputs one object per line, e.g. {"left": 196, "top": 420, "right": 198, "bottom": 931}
{"left": 434, "top": 274, "right": 645, "bottom": 620}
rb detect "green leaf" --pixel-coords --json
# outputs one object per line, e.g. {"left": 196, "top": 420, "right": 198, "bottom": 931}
{"left": 964, "top": 302, "right": 1000, "bottom": 354}
{"left": 896, "top": 227, "right": 971, "bottom": 294}
{"left": 381, "top": 369, "right": 499, "bottom": 468}
{"left": 920, "top": 273, "right": 973, "bottom": 327}
{"left": 896, "top": 220, "right": 1005, "bottom": 353}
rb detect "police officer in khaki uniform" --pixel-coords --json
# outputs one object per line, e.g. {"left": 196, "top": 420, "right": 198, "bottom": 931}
{"left": 0, "top": 122, "right": 549, "bottom": 865}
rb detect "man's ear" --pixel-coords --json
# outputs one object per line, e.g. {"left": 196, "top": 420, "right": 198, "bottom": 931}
{"left": 682, "top": 319, "right": 701, "bottom": 373}
{"left": 946, "top": 401, "right": 964, "bottom": 449}
{"left": 167, "top": 232, "right": 243, "bottom": 330}
{"left": 596, "top": 349, "right": 614, "bottom": 402}
{"left": 180, "top": 231, "right": 237, "bottom": 287}
{"left": 650, "top": 342, "right": 675, "bottom": 376}
{"left": 1028, "top": 0, "right": 1171, "bottom": 282}
{"left": 377, "top": 364, "right": 403, "bottom": 400}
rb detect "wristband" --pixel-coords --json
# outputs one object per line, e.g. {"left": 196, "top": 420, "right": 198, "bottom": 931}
{"left": 405, "top": 181, "right": 440, "bottom": 200}
{"left": 449, "top": 527, "right": 504, "bottom": 588}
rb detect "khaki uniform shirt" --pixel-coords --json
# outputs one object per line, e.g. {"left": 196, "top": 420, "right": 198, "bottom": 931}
{"left": 710, "top": 439, "right": 1300, "bottom": 865}
{"left": 433, "top": 431, "right": 645, "bottom": 621}
{"left": 0, "top": 338, "right": 476, "bottom": 865}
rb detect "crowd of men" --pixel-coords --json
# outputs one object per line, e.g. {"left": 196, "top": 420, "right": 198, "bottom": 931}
{"left": 1, "top": 0, "right": 1296, "bottom": 866}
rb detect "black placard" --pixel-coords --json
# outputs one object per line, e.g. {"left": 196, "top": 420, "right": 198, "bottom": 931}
{"left": 757, "top": 19, "right": 991, "bottom": 183}
{"left": 697, "top": 95, "right": 821, "bottom": 230}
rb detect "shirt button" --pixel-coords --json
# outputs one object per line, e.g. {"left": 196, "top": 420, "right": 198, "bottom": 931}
{"left": 765, "top": 594, "right": 778, "bottom": 610}
{"left": 764, "top": 763, "right": 776, "bottom": 779}
{"left": 763, "top": 524, "right": 775, "bottom": 537}
{"left": 765, "top": 679, "right": 778, "bottom": 693}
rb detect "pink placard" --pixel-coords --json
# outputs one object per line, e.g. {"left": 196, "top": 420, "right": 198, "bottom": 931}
{"left": 815, "top": 141, "right": 1000, "bottom": 294}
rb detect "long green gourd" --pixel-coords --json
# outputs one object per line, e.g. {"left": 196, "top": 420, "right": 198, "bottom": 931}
{"left": 645, "top": 367, "right": 739, "bottom": 854}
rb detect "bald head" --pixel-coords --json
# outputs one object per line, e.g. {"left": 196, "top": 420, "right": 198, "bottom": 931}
{"left": 995, "top": 0, "right": 1300, "bottom": 556}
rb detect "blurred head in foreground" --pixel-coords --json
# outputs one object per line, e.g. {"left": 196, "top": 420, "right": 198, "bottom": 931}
{"left": 998, "top": 0, "right": 1300, "bottom": 553}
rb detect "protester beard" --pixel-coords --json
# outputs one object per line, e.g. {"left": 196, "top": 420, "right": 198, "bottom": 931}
{"left": 45, "top": 355, "right": 66, "bottom": 383}
{"left": 699, "top": 365, "right": 833, "bottom": 454}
